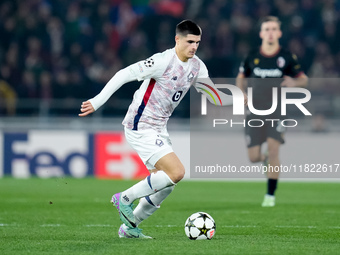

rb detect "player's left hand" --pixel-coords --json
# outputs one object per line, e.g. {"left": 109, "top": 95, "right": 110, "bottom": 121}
{"left": 280, "top": 76, "right": 296, "bottom": 87}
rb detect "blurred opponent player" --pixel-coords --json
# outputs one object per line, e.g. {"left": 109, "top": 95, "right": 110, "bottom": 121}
{"left": 79, "top": 20, "right": 235, "bottom": 238}
{"left": 236, "top": 16, "right": 308, "bottom": 207}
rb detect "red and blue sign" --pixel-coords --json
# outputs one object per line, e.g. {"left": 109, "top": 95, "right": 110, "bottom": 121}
{"left": 1, "top": 131, "right": 149, "bottom": 179}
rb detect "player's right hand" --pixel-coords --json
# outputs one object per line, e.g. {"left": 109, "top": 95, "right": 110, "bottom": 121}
{"left": 79, "top": 101, "right": 95, "bottom": 117}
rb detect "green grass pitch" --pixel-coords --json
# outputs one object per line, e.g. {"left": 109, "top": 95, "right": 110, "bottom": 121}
{"left": 0, "top": 178, "right": 339, "bottom": 255}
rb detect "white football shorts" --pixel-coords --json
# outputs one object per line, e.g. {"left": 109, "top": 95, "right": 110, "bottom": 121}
{"left": 124, "top": 127, "right": 173, "bottom": 170}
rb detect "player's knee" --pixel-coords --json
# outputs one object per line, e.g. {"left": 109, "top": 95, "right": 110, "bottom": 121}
{"left": 172, "top": 167, "right": 185, "bottom": 183}
{"left": 249, "top": 155, "right": 261, "bottom": 163}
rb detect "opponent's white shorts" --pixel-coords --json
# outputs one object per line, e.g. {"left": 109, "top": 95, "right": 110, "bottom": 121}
{"left": 124, "top": 127, "right": 173, "bottom": 170}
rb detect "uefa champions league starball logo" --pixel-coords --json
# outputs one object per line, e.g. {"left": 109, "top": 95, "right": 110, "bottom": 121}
{"left": 144, "top": 58, "right": 154, "bottom": 68}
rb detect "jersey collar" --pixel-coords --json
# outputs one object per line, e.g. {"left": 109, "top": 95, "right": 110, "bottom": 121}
{"left": 260, "top": 46, "right": 281, "bottom": 58}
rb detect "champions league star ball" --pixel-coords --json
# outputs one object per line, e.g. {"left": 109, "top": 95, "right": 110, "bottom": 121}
{"left": 184, "top": 212, "right": 216, "bottom": 240}
{"left": 144, "top": 58, "right": 154, "bottom": 67}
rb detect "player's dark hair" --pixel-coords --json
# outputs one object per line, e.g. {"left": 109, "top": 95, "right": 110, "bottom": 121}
{"left": 176, "top": 20, "right": 202, "bottom": 36}
{"left": 259, "top": 16, "right": 281, "bottom": 29}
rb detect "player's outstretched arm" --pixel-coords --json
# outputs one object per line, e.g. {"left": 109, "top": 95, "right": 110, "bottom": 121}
{"left": 78, "top": 67, "right": 137, "bottom": 117}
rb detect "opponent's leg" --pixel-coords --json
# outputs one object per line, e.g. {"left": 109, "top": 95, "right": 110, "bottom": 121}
{"left": 248, "top": 145, "right": 265, "bottom": 163}
{"left": 262, "top": 137, "right": 280, "bottom": 207}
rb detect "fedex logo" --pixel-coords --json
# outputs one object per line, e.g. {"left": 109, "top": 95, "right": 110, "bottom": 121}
{"left": 2, "top": 131, "right": 149, "bottom": 179}
{"left": 94, "top": 133, "right": 149, "bottom": 179}
{"left": 4, "top": 132, "right": 93, "bottom": 178}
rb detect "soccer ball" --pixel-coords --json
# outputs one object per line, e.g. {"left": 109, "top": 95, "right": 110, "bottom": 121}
{"left": 184, "top": 212, "right": 216, "bottom": 240}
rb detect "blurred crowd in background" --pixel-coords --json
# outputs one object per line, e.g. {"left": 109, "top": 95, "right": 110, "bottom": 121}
{"left": 0, "top": 0, "right": 340, "bottom": 124}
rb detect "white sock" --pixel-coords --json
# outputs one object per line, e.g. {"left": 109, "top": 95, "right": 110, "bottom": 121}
{"left": 134, "top": 185, "right": 175, "bottom": 226}
{"left": 120, "top": 171, "right": 174, "bottom": 205}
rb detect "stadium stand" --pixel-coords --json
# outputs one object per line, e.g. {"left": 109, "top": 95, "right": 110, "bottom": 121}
{"left": 0, "top": 0, "right": 339, "bottom": 122}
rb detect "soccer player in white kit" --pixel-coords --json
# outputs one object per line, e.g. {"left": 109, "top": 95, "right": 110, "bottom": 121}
{"left": 79, "top": 20, "right": 233, "bottom": 238}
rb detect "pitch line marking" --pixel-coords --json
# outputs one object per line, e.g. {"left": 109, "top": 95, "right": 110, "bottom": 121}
{"left": 40, "top": 224, "right": 61, "bottom": 227}
{"left": 1, "top": 223, "right": 339, "bottom": 229}
{"left": 275, "top": 225, "right": 317, "bottom": 229}
{"left": 84, "top": 224, "right": 112, "bottom": 227}
{"left": 155, "top": 225, "right": 178, "bottom": 228}
{"left": 152, "top": 225, "right": 340, "bottom": 229}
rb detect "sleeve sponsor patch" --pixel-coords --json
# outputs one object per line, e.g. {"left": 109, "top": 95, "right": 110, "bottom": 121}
{"left": 137, "top": 63, "right": 144, "bottom": 73}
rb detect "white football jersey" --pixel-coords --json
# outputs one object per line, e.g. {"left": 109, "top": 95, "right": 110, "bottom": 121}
{"left": 122, "top": 48, "right": 209, "bottom": 132}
